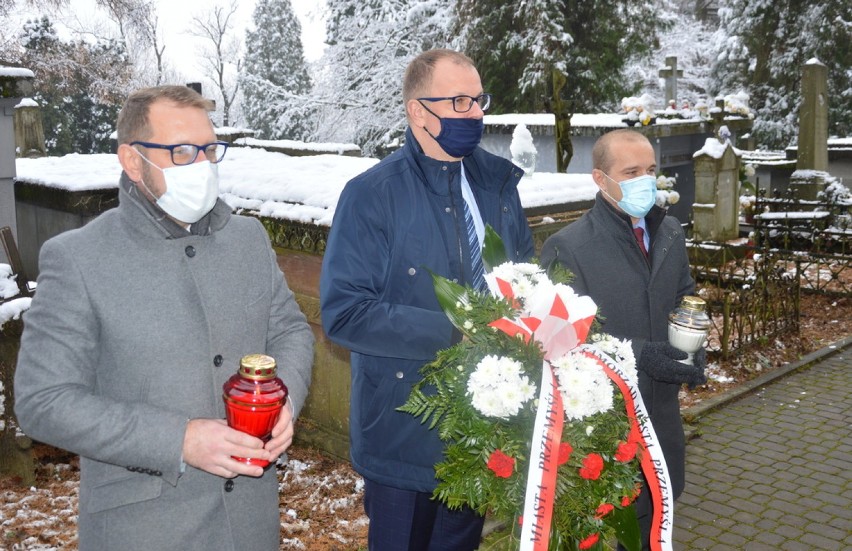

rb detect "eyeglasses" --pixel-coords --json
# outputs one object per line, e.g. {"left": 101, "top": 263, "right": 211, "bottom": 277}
{"left": 416, "top": 93, "right": 492, "bottom": 113}
{"left": 130, "top": 141, "right": 229, "bottom": 165}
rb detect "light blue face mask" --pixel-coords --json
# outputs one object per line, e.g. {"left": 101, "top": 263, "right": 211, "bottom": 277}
{"left": 601, "top": 173, "right": 657, "bottom": 218}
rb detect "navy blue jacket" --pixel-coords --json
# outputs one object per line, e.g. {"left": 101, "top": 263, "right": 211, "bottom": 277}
{"left": 320, "top": 128, "right": 534, "bottom": 492}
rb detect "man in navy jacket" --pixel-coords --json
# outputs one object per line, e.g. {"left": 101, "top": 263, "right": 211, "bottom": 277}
{"left": 320, "top": 49, "right": 534, "bottom": 549}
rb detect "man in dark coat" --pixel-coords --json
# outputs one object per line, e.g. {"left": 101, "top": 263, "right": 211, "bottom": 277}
{"left": 320, "top": 49, "right": 534, "bottom": 550}
{"left": 540, "top": 128, "right": 706, "bottom": 550}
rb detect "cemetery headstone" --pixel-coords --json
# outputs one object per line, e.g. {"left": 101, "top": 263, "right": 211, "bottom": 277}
{"left": 13, "top": 98, "right": 46, "bottom": 158}
{"left": 692, "top": 136, "right": 741, "bottom": 242}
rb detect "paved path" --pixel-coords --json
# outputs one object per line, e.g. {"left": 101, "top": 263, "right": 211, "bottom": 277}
{"left": 673, "top": 340, "right": 851, "bottom": 550}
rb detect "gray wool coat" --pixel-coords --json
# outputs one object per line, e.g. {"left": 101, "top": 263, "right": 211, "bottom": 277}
{"left": 540, "top": 193, "right": 695, "bottom": 502}
{"left": 14, "top": 175, "right": 314, "bottom": 551}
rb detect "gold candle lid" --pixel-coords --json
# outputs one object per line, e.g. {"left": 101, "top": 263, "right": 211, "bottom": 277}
{"left": 680, "top": 296, "right": 707, "bottom": 312}
{"left": 239, "top": 354, "right": 277, "bottom": 380}
{"left": 669, "top": 295, "right": 711, "bottom": 331}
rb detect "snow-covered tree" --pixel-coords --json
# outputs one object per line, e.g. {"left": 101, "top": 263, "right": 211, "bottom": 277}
{"left": 456, "top": 0, "right": 672, "bottom": 169}
{"left": 457, "top": 0, "right": 673, "bottom": 115}
{"left": 624, "top": 12, "right": 717, "bottom": 111}
{"left": 710, "top": 0, "right": 852, "bottom": 149}
{"left": 240, "top": 0, "right": 313, "bottom": 140}
{"left": 18, "top": 16, "right": 132, "bottom": 154}
{"left": 313, "top": 0, "right": 454, "bottom": 155}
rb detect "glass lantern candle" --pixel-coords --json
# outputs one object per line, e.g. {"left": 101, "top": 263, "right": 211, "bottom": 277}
{"left": 222, "top": 354, "right": 288, "bottom": 467}
{"left": 667, "top": 296, "right": 711, "bottom": 365}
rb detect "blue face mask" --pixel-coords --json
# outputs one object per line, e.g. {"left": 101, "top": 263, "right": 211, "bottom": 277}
{"left": 420, "top": 103, "right": 484, "bottom": 158}
{"left": 602, "top": 173, "right": 657, "bottom": 219}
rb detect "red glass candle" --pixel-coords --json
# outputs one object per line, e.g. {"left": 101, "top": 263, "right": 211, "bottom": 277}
{"left": 222, "top": 354, "right": 288, "bottom": 468}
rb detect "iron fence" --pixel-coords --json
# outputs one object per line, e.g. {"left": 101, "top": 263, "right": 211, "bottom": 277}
{"left": 689, "top": 243, "right": 801, "bottom": 359}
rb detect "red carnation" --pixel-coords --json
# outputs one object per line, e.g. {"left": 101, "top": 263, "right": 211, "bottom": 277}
{"left": 578, "top": 453, "right": 604, "bottom": 480}
{"left": 578, "top": 532, "right": 600, "bottom": 549}
{"left": 487, "top": 449, "right": 515, "bottom": 478}
{"left": 615, "top": 440, "right": 638, "bottom": 462}
{"left": 594, "top": 503, "right": 614, "bottom": 519}
{"left": 557, "top": 442, "right": 573, "bottom": 465}
{"left": 622, "top": 484, "right": 642, "bottom": 506}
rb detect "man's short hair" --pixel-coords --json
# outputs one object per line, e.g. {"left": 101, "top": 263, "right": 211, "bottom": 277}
{"left": 403, "top": 49, "right": 476, "bottom": 105}
{"left": 592, "top": 129, "right": 652, "bottom": 173}
{"left": 116, "top": 85, "right": 214, "bottom": 145}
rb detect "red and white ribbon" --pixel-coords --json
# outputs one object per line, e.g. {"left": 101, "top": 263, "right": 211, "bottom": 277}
{"left": 578, "top": 344, "right": 674, "bottom": 551}
{"left": 519, "top": 361, "right": 564, "bottom": 550}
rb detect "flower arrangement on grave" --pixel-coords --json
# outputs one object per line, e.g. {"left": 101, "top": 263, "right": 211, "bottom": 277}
{"left": 620, "top": 94, "right": 656, "bottom": 126}
{"left": 722, "top": 91, "right": 753, "bottom": 118}
{"left": 663, "top": 100, "right": 701, "bottom": 121}
{"left": 400, "top": 228, "right": 677, "bottom": 551}
{"left": 655, "top": 174, "right": 680, "bottom": 208}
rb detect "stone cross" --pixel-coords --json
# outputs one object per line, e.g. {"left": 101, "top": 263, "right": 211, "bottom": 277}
{"left": 658, "top": 56, "right": 683, "bottom": 104}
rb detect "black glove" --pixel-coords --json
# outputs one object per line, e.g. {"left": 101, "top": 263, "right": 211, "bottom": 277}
{"left": 638, "top": 342, "right": 705, "bottom": 387}
{"left": 687, "top": 347, "right": 708, "bottom": 389}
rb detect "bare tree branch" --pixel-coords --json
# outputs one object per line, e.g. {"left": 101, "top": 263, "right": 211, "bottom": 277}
{"left": 188, "top": 0, "right": 242, "bottom": 126}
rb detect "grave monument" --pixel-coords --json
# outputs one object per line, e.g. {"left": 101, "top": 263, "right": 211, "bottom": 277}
{"left": 790, "top": 58, "right": 829, "bottom": 200}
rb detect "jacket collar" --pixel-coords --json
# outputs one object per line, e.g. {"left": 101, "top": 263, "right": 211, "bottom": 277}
{"left": 118, "top": 171, "right": 231, "bottom": 239}
{"left": 594, "top": 191, "right": 666, "bottom": 237}
{"left": 402, "top": 127, "right": 519, "bottom": 196}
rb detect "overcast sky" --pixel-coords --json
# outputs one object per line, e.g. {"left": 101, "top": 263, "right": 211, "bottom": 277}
{"left": 5, "top": 0, "right": 328, "bottom": 79}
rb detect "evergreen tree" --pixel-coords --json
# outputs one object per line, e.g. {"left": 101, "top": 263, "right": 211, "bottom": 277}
{"left": 314, "top": 0, "right": 454, "bottom": 156}
{"left": 711, "top": 0, "right": 852, "bottom": 149}
{"left": 19, "top": 16, "right": 132, "bottom": 155}
{"left": 455, "top": 0, "right": 671, "bottom": 169}
{"left": 456, "top": 0, "right": 672, "bottom": 115}
{"left": 241, "top": 0, "right": 313, "bottom": 139}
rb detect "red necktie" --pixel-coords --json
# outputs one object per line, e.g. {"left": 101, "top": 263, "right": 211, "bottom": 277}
{"left": 633, "top": 227, "right": 648, "bottom": 258}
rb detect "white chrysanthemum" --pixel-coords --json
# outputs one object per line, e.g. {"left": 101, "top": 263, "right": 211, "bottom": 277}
{"left": 467, "top": 355, "right": 536, "bottom": 419}
{"left": 591, "top": 334, "right": 638, "bottom": 383}
{"left": 551, "top": 351, "right": 615, "bottom": 421}
{"left": 487, "top": 262, "right": 548, "bottom": 303}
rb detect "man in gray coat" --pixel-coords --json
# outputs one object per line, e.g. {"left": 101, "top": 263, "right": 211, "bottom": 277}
{"left": 14, "top": 85, "right": 314, "bottom": 550}
{"left": 540, "top": 129, "right": 706, "bottom": 550}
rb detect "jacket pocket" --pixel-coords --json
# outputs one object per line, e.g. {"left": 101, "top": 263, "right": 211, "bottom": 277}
{"left": 86, "top": 473, "right": 164, "bottom": 514}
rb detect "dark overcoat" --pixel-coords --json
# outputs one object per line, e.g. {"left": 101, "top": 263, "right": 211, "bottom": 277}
{"left": 540, "top": 193, "right": 695, "bottom": 502}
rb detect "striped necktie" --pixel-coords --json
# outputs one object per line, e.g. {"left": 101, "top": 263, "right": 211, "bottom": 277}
{"left": 463, "top": 199, "right": 487, "bottom": 291}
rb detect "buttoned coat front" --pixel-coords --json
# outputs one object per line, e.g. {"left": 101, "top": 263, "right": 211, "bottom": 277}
{"left": 14, "top": 178, "right": 314, "bottom": 550}
{"left": 540, "top": 194, "right": 695, "bottom": 501}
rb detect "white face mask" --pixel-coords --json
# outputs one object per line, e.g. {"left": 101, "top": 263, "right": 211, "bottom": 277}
{"left": 135, "top": 150, "right": 220, "bottom": 224}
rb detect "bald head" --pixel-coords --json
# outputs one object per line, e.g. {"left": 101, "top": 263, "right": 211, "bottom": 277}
{"left": 593, "top": 129, "right": 653, "bottom": 174}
